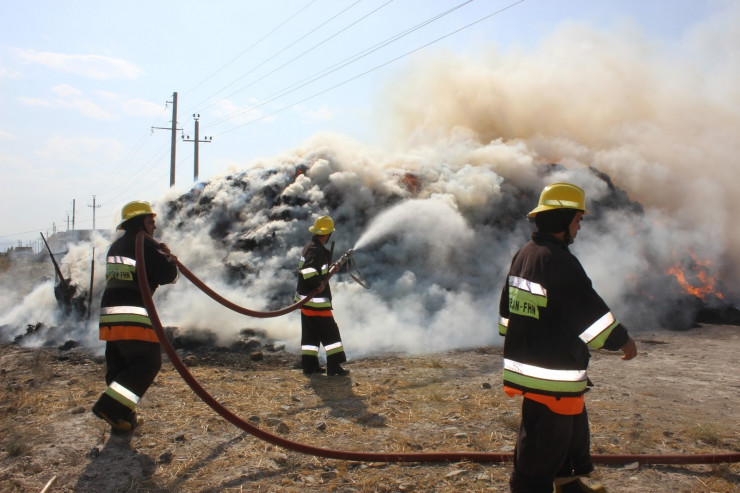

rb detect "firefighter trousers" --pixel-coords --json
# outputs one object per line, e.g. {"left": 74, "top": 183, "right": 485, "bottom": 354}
{"left": 510, "top": 398, "right": 594, "bottom": 493}
{"left": 300, "top": 312, "right": 346, "bottom": 372}
{"left": 104, "top": 340, "right": 162, "bottom": 402}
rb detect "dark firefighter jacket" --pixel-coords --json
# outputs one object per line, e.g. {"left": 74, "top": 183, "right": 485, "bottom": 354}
{"left": 99, "top": 231, "right": 178, "bottom": 343}
{"left": 294, "top": 236, "right": 333, "bottom": 312}
{"left": 498, "top": 232, "right": 629, "bottom": 403}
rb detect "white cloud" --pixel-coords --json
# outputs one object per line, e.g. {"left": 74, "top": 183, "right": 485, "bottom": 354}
{"left": 94, "top": 91, "right": 165, "bottom": 117}
{"left": 0, "top": 65, "right": 22, "bottom": 79}
{"left": 19, "top": 84, "right": 115, "bottom": 120}
{"left": 36, "top": 135, "right": 124, "bottom": 166}
{"left": 65, "top": 98, "right": 115, "bottom": 120}
{"left": 0, "top": 152, "right": 27, "bottom": 172}
{"left": 16, "top": 49, "right": 143, "bottom": 80}
{"left": 121, "top": 98, "right": 166, "bottom": 116}
{"left": 51, "top": 84, "right": 83, "bottom": 98}
{"left": 21, "top": 95, "right": 114, "bottom": 120}
{"left": 19, "top": 85, "right": 160, "bottom": 120}
{"left": 19, "top": 97, "right": 53, "bottom": 108}
{"left": 299, "top": 104, "right": 333, "bottom": 122}
{"left": 212, "top": 98, "right": 274, "bottom": 124}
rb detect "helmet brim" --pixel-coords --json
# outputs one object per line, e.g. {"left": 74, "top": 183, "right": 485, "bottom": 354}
{"left": 117, "top": 212, "right": 156, "bottom": 230}
{"left": 528, "top": 204, "right": 588, "bottom": 218}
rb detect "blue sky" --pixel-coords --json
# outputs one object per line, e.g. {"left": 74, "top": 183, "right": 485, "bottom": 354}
{"left": 0, "top": 0, "right": 719, "bottom": 250}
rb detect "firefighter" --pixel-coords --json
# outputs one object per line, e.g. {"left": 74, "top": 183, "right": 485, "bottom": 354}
{"left": 295, "top": 215, "right": 349, "bottom": 376}
{"left": 92, "top": 201, "right": 178, "bottom": 433}
{"left": 498, "top": 183, "right": 638, "bottom": 493}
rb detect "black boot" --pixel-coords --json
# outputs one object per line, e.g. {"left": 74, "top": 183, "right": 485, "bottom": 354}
{"left": 112, "top": 410, "right": 138, "bottom": 435}
{"left": 327, "top": 365, "right": 350, "bottom": 376}
{"left": 92, "top": 393, "right": 136, "bottom": 433}
{"left": 555, "top": 479, "right": 606, "bottom": 493}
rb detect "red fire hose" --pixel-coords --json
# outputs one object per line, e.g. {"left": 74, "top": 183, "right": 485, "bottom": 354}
{"left": 135, "top": 232, "right": 740, "bottom": 465}
{"left": 169, "top": 251, "right": 314, "bottom": 318}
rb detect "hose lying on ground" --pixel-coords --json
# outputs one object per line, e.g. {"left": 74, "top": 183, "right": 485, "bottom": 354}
{"left": 135, "top": 231, "right": 740, "bottom": 465}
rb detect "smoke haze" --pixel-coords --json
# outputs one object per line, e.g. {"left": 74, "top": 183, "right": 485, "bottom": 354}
{"left": 2, "top": 6, "right": 738, "bottom": 358}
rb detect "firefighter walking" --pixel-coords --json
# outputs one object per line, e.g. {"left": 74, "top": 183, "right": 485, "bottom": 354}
{"left": 295, "top": 215, "right": 349, "bottom": 376}
{"left": 498, "top": 183, "right": 638, "bottom": 493}
{"left": 92, "top": 201, "right": 178, "bottom": 433}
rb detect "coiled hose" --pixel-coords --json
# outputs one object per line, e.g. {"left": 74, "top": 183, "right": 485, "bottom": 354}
{"left": 135, "top": 232, "right": 740, "bottom": 465}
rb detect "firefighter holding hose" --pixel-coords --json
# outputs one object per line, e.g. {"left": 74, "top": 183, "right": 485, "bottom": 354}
{"left": 295, "top": 215, "right": 350, "bottom": 376}
{"left": 498, "top": 183, "right": 638, "bottom": 493}
{"left": 92, "top": 201, "right": 178, "bottom": 433}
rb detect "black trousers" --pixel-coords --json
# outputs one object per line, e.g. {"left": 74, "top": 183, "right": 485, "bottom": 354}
{"left": 105, "top": 340, "right": 162, "bottom": 400}
{"left": 300, "top": 313, "right": 346, "bottom": 371}
{"left": 510, "top": 398, "right": 594, "bottom": 493}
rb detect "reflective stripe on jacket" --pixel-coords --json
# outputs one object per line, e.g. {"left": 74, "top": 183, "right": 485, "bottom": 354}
{"left": 498, "top": 232, "right": 630, "bottom": 403}
{"left": 295, "top": 236, "right": 333, "bottom": 311}
{"left": 99, "top": 231, "right": 177, "bottom": 342}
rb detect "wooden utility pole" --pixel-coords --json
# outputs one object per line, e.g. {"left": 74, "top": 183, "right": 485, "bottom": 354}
{"left": 152, "top": 92, "right": 181, "bottom": 187}
{"left": 88, "top": 195, "right": 101, "bottom": 230}
{"left": 182, "top": 114, "right": 212, "bottom": 182}
{"left": 169, "top": 92, "right": 178, "bottom": 186}
{"left": 87, "top": 247, "right": 95, "bottom": 320}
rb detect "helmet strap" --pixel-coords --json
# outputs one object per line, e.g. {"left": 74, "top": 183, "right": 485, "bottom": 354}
{"left": 120, "top": 215, "right": 148, "bottom": 233}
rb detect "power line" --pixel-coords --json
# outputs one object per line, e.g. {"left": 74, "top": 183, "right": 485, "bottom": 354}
{"left": 102, "top": 144, "right": 171, "bottom": 206}
{"left": 205, "top": 0, "right": 477, "bottom": 129}
{"left": 182, "top": 0, "right": 318, "bottom": 101}
{"left": 213, "top": 0, "right": 526, "bottom": 137}
{"left": 208, "top": 0, "right": 396, "bottom": 110}
{"left": 187, "top": 0, "right": 364, "bottom": 115}
{"left": 78, "top": 98, "right": 173, "bottom": 219}
{"left": 106, "top": 103, "right": 170, "bottom": 179}
{"left": 103, "top": 142, "right": 171, "bottom": 198}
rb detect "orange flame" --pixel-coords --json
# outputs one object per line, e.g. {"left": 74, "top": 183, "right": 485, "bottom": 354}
{"left": 667, "top": 253, "right": 724, "bottom": 300}
{"left": 400, "top": 173, "right": 422, "bottom": 195}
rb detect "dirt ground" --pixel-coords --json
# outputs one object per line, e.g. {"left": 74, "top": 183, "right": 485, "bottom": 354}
{"left": 1, "top": 324, "right": 738, "bottom": 493}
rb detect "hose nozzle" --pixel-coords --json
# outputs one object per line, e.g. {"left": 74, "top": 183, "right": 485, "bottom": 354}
{"left": 329, "top": 249, "right": 354, "bottom": 275}
{"left": 338, "top": 249, "right": 353, "bottom": 266}
{"left": 328, "top": 249, "right": 369, "bottom": 288}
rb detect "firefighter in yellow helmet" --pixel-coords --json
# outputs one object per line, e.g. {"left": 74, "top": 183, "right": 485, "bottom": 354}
{"left": 498, "top": 183, "right": 637, "bottom": 492}
{"left": 294, "top": 215, "right": 349, "bottom": 376}
{"left": 92, "top": 201, "right": 178, "bottom": 433}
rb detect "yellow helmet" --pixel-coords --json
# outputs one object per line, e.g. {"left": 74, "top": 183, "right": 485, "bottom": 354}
{"left": 309, "top": 215, "right": 335, "bottom": 235}
{"left": 117, "top": 200, "right": 156, "bottom": 230}
{"left": 527, "top": 183, "right": 588, "bottom": 218}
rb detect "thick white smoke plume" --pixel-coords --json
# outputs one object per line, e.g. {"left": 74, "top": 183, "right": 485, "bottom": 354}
{"left": 0, "top": 232, "right": 111, "bottom": 347}
{"left": 3, "top": 6, "right": 738, "bottom": 358}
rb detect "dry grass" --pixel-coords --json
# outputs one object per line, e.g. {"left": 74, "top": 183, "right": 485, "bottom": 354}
{"left": 1, "top": 325, "right": 739, "bottom": 492}
{"left": 3, "top": 430, "right": 30, "bottom": 458}
{"left": 687, "top": 423, "right": 723, "bottom": 446}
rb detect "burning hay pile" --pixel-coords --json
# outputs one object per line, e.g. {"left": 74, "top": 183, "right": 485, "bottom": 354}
{"left": 2, "top": 150, "right": 738, "bottom": 354}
